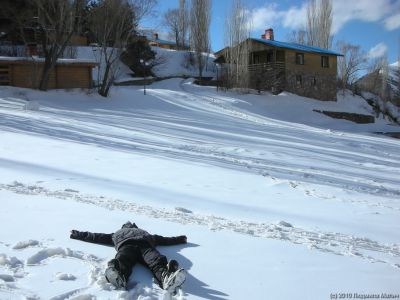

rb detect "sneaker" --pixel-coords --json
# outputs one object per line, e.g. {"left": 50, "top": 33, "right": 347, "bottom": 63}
{"left": 105, "top": 259, "right": 127, "bottom": 289}
{"left": 162, "top": 268, "right": 186, "bottom": 295}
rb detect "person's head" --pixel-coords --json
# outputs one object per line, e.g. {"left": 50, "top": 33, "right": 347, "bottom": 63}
{"left": 121, "top": 221, "right": 138, "bottom": 229}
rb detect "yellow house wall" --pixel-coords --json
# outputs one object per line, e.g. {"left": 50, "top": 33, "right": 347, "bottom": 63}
{"left": 285, "top": 49, "right": 337, "bottom": 76}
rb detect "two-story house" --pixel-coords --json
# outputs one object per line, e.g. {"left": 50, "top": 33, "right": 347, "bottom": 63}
{"left": 215, "top": 29, "right": 343, "bottom": 101}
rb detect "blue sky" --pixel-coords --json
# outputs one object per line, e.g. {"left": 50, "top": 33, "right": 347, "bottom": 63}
{"left": 142, "top": 0, "right": 400, "bottom": 64}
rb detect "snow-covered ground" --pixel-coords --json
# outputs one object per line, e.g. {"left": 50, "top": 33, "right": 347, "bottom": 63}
{"left": 75, "top": 46, "right": 216, "bottom": 84}
{"left": 151, "top": 47, "right": 216, "bottom": 78}
{"left": 1, "top": 80, "right": 400, "bottom": 300}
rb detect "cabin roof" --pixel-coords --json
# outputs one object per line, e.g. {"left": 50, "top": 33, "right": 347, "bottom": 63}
{"left": 148, "top": 37, "right": 177, "bottom": 46}
{"left": 0, "top": 56, "right": 98, "bottom": 66}
{"left": 251, "top": 38, "right": 343, "bottom": 56}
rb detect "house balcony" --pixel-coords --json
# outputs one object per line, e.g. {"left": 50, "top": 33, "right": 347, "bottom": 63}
{"left": 247, "top": 61, "right": 285, "bottom": 73}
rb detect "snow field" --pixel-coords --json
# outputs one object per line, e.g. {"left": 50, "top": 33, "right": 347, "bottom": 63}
{"left": 1, "top": 78, "right": 400, "bottom": 299}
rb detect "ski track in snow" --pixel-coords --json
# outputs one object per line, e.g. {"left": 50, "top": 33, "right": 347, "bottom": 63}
{"left": 175, "top": 80, "right": 400, "bottom": 201}
{"left": 1, "top": 181, "right": 399, "bottom": 272}
{"left": 2, "top": 82, "right": 400, "bottom": 205}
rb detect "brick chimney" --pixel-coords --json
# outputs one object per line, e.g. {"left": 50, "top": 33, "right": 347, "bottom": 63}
{"left": 261, "top": 28, "right": 274, "bottom": 41}
{"left": 153, "top": 33, "right": 159, "bottom": 40}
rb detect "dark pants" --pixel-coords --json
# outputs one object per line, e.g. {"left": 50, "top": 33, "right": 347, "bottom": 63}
{"left": 113, "top": 241, "right": 167, "bottom": 284}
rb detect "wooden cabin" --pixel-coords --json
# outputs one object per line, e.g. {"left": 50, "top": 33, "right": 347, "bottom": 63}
{"left": 214, "top": 29, "right": 343, "bottom": 101}
{"left": 147, "top": 33, "right": 189, "bottom": 50}
{"left": 148, "top": 33, "right": 177, "bottom": 50}
{"left": 0, "top": 57, "right": 97, "bottom": 89}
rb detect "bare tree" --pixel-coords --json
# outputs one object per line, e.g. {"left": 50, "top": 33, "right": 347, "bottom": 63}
{"left": 395, "top": 38, "right": 400, "bottom": 102}
{"left": 224, "top": 0, "right": 251, "bottom": 91}
{"left": 336, "top": 41, "right": 367, "bottom": 90}
{"left": 287, "top": 28, "right": 306, "bottom": 45}
{"left": 190, "top": 0, "right": 211, "bottom": 79}
{"left": 33, "top": 0, "right": 85, "bottom": 91}
{"left": 0, "top": 0, "right": 37, "bottom": 48}
{"left": 89, "top": 0, "right": 134, "bottom": 97}
{"left": 130, "top": 0, "right": 157, "bottom": 24}
{"left": 306, "top": 0, "right": 317, "bottom": 47}
{"left": 306, "top": 0, "right": 332, "bottom": 49}
{"left": 164, "top": 9, "right": 180, "bottom": 47}
{"left": 178, "top": 0, "right": 189, "bottom": 49}
{"left": 380, "top": 54, "right": 390, "bottom": 102}
{"left": 317, "top": 0, "right": 332, "bottom": 49}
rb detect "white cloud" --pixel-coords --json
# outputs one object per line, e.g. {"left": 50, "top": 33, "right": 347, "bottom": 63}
{"left": 367, "top": 43, "right": 388, "bottom": 59}
{"left": 384, "top": 13, "right": 400, "bottom": 30}
{"left": 248, "top": 0, "right": 400, "bottom": 36}
{"left": 332, "top": 0, "right": 395, "bottom": 33}
{"left": 281, "top": 4, "right": 307, "bottom": 29}
{"left": 248, "top": 3, "right": 280, "bottom": 31}
{"left": 248, "top": 3, "right": 306, "bottom": 32}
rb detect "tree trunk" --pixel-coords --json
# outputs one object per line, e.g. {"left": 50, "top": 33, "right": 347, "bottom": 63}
{"left": 39, "top": 57, "right": 55, "bottom": 91}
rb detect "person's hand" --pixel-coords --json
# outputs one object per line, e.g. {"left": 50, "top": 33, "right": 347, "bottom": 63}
{"left": 70, "top": 230, "right": 80, "bottom": 239}
{"left": 179, "top": 235, "right": 187, "bottom": 243}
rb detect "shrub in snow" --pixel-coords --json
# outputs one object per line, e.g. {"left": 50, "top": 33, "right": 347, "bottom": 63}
{"left": 121, "top": 38, "right": 156, "bottom": 77}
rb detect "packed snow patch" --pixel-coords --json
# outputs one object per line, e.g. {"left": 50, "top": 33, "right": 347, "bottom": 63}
{"left": 0, "top": 254, "right": 23, "bottom": 268}
{"left": 1, "top": 78, "right": 400, "bottom": 299}
{"left": 12, "top": 240, "right": 40, "bottom": 250}
{"left": 0, "top": 274, "right": 15, "bottom": 282}
{"left": 55, "top": 273, "right": 77, "bottom": 281}
{"left": 26, "top": 248, "right": 101, "bottom": 265}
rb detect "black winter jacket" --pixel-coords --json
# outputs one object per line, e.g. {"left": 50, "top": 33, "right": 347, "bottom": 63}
{"left": 70, "top": 221, "right": 187, "bottom": 250}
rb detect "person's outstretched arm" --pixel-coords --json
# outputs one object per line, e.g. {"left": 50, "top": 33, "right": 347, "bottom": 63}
{"left": 152, "top": 234, "right": 187, "bottom": 246}
{"left": 70, "top": 230, "right": 114, "bottom": 247}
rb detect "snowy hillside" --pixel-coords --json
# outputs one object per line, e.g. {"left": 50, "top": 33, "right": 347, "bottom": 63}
{"left": 1, "top": 80, "right": 400, "bottom": 299}
{"left": 151, "top": 47, "right": 216, "bottom": 78}
{"left": 75, "top": 46, "right": 216, "bottom": 83}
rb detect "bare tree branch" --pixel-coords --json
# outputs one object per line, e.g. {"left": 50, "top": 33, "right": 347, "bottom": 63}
{"left": 190, "top": 0, "right": 211, "bottom": 79}
{"left": 89, "top": 0, "right": 134, "bottom": 97}
{"left": 306, "top": 0, "right": 332, "bottom": 49}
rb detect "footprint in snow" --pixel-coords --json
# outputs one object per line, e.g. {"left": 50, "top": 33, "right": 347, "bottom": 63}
{"left": 175, "top": 207, "right": 193, "bottom": 214}
{"left": 12, "top": 240, "right": 40, "bottom": 250}
{"left": 0, "top": 253, "right": 23, "bottom": 269}
{"left": 26, "top": 247, "right": 101, "bottom": 265}
{"left": 0, "top": 274, "right": 15, "bottom": 282}
{"left": 65, "top": 189, "right": 79, "bottom": 193}
{"left": 55, "top": 273, "right": 77, "bottom": 281}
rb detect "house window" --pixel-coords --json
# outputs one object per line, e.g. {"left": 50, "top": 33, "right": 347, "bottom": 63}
{"left": 253, "top": 54, "right": 260, "bottom": 64}
{"left": 296, "top": 53, "right": 304, "bottom": 65}
{"left": 296, "top": 75, "right": 302, "bottom": 87}
{"left": 321, "top": 56, "right": 329, "bottom": 68}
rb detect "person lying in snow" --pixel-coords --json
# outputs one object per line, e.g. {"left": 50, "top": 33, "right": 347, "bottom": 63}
{"left": 70, "top": 221, "right": 187, "bottom": 294}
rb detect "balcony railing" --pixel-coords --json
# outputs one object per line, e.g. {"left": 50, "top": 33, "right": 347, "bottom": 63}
{"left": 248, "top": 61, "right": 285, "bottom": 72}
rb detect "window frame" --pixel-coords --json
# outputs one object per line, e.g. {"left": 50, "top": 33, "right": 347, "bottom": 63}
{"left": 321, "top": 56, "right": 330, "bottom": 68}
{"left": 295, "top": 53, "right": 304, "bottom": 65}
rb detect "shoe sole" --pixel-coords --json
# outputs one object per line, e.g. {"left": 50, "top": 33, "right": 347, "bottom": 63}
{"left": 165, "top": 269, "right": 186, "bottom": 294}
{"left": 105, "top": 267, "right": 126, "bottom": 289}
